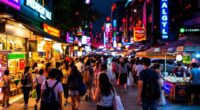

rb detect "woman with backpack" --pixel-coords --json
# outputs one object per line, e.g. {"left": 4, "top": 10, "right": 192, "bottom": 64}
{"left": 33, "top": 69, "right": 46, "bottom": 108}
{"left": 68, "top": 66, "right": 83, "bottom": 110}
{"left": 92, "top": 73, "right": 115, "bottom": 110}
{"left": 2, "top": 70, "right": 11, "bottom": 108}
{"left": 40, "top": 68, "right": 63, "bottom": 110}
{"left": 21, "top": 66, "right": 33, "bottom": 108}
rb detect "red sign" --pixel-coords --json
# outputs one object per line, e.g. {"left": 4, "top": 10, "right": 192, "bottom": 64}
{"left": 133, "top": 27, "right": 146, "bottom": 41}
{"left": 43, "top": 23, "right": 60, "bottom": 37}
{"left": 19, "top": 59, "right": 25, "bottom": 70}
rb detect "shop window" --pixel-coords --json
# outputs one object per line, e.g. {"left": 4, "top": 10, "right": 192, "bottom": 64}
{"left": 7, "top": 35, "right": 26, "bottom": 52}
{"left": 0, "top": 34, "right": 6, "bottom": 50}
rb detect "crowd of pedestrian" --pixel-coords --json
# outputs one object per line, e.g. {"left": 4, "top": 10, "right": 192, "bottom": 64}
{"left": 1, "top": 55, "right": 200, "bottom": 110}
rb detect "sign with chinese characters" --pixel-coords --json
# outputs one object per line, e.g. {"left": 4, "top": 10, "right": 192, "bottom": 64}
{"left": 43, "top": 23, "right": 60, "bottom": 37}
{"left": 160, "top": 0, "right": 168, "bottom": 39}
{"left": 0, "top": 0, "right": 20, "bottom": 10}
{"left": 133, "top": 27, "right": 146, "bottom": 42}
{"left": 25, "top": 0, "right": 52, "bottom": 20}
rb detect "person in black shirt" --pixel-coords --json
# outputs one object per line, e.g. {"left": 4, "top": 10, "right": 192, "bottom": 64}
{"left": 55, "top": 62, "right": 64, "bottom": 82}
{"left": 138, "top": 58, "right": 161, "bottom": 110}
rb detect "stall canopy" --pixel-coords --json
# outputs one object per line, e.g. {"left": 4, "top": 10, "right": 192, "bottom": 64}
{"left": 136, "top": 36, "right": 200, "bottom": 59}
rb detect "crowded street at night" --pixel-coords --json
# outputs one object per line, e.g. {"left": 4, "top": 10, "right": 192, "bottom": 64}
{"left": 0, "top": 0, "right": 200, "bottom": 110}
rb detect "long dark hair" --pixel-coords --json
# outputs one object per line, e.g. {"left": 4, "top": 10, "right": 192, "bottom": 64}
{"left": 32, "top": 62, "right": 37, "bottom": 70}
{"left": 99, "top": 73, "right": 113, "bottom": 96}
{"left": 24, "top": 66, "right": 30, "bottom": 74}
{"left": 71, "top": 66, "right": 80, "bottom": 77}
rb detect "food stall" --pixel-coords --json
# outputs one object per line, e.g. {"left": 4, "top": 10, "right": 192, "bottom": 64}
{"left": 164, "top": 76, "right": 190, "bottom": 100}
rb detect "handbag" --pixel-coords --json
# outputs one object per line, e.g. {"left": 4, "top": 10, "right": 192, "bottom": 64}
{"left": 113, "top": 88, "right": 124, "bottom": 110}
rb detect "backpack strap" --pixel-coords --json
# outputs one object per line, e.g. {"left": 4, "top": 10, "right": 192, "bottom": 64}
{"left": 45, "top": 81, "right": 49, "bottom": 88}
{"left": 52, "top": 81, "right": 59, "bottom": 89}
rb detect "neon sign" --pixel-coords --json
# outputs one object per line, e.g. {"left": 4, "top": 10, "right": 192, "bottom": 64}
{"left": 0, "top": 0, "right": 20, "bottom": 10}
{"left": 160, "top": 0, "right": 168, "bottom": 39}
{"left": 43, "top": 23, "right": 60, "bottom": 37}
{"left": 26, "top": 0, "right": 52, "bottom": 20}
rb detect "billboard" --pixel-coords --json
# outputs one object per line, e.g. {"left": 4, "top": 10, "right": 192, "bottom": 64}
{"left": 0, "top": 0, "right": 20, "bottom": 10}
{"left": 66, "top": 32, "right": 74, "bottom": 43}
{"left": 133, "top": 27, "right": 146, "bottom": 42}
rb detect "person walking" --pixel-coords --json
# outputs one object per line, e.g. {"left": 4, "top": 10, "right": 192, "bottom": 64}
{"left": 33, "top": 69, "right": 46, "bottom": 108}
{"left": 2, "top": 70, "right": 11, "bottom": 108}
{"left": 21, "top": 66, "right": 33, "bottom": 108}
{"left": 119, "top": 62, "right": 128, "bottom": 92}
{"left": 55, "top": 62, "right": 64, "bottom": 82}
{"left": 189, "top": 63, "right": 200, "bottom": 105}
{"left": 138, "top": 58, "right": 161, "bottom": 110}
{"left": 93, "top": 73, "right": 115, "bottom": 110}
{"left": 154, "top": 64, "right": 166, "bottom": 106}
{"left": 83, "top": 61, "right": 94, "bottom": 101}
{"left": 62, "top": 62, "right": 71, "bottom": 106}
{"left": 68, "top": 66, "right": 82, "bottom": 110}
{"left": 40, "top": 68, "right": 63, "bottom": 110}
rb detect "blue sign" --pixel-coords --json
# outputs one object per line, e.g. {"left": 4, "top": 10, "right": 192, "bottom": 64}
{"left": 113, "top": 19, "right": 117, "bottom": 28}
{"left": 160, "top": 0, "right": 168, "bottom": 39}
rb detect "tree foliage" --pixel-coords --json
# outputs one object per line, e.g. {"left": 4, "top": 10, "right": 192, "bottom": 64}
{"left": 53, "top": 0, "right": 102, "bottom": 31}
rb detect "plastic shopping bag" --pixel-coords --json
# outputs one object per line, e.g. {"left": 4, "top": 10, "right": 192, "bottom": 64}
{"left": 127, "top": 77, "right": 130, "bottom": 86}
{"left": 115, "top": 95, "right": 124, "bottom": 110}
{"left": 31, "top": 89, "right": 37, "bottom": 98}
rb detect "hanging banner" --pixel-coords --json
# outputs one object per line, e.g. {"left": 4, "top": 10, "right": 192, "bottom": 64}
{"left": 133, "top": 27, "right": 146, "bottom": 42}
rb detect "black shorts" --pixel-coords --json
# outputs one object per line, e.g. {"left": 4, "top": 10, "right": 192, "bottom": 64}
{"left": 97, "top": 105, "right": 113, "bottom": 110}
{"left": 190, "top": 84, "right": 200, "bottom": 95}
{"left": 62, "top": 84, "right": 69, "bottom": 98}
{"left": 120, "top": 73, "right": 127, "bottom": 85}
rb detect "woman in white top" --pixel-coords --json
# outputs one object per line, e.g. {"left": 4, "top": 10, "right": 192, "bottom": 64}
{"left": 33, "top": 69, "right": 46, "bottom": 107}
{"left": 93, "top": 73, "right": 115, "bottom": 110}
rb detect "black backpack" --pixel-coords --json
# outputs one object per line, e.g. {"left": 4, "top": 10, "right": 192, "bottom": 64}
{"left": 40, "top": 81, "right": 60, "bottom": 110}
{"left": 142, "top": 70, "right": 161, "bottom": 100}
{"left": 21, "top": 73, "right": 29, "bottom": 85}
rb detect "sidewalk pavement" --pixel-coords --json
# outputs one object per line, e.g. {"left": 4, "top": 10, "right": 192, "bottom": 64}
{"left": 2, "top": 85, "right": 200, "bottom": 110}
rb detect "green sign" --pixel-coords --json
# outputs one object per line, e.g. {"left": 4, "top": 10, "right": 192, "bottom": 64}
{"left": 180, "top": 28, "right": 200, "bottom": 33}
{"left": 8, "top": 54, "right": 25, "bottom": 59}
{"left": 183, "top": 56, "right": 191, "bottom": 64}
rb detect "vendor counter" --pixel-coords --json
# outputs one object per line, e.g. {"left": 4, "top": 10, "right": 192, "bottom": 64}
{"left": 164, "top": 76, "right": 190, "bottom": 100}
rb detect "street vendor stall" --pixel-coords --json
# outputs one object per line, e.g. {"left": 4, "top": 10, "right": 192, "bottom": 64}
{"left": 164, "top": 76, "right": 190, "bottom": 100}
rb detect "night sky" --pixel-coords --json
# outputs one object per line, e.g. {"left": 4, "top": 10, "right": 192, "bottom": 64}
{"left": 92, "top": 0, "right": 118, "bottom": 33}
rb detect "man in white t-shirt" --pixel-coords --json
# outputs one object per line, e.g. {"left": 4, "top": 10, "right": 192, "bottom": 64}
{"left": 76, "top": 59, "right": 85, "bottom": 74}
{"left": 135, "top": 60, "right": 144, "bottom": 84}
{"left": 41, "top": 68, "right": 63, "bottom": 110}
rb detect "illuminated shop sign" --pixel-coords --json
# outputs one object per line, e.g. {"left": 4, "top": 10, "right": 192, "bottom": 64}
{"left": 43, "top": 23, "right": 60, "bottom": 37}
{"left": 160, "top": 0, "right": 168, "bottom": 39}
{"left": 180, "top": 28, "right": 200, "bottom": 33}
{"left": 0, "top": 0, "right": 20, "bottom": 10}
{"left": 133, "top": 27, "right": 146, "bottom": 41}
{"left": 26, "top": 0, "right": 52, "bottom": 20}
{"left": 66, "top": 32, "right": 74, "bottom": 43}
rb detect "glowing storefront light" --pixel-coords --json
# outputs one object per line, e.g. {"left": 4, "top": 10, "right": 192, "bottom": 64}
{"left": 26, "top": 0, "right": 52, "bottom": 20}
{"left": 160, "top": 0, "right": 168, "bottom": 39}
